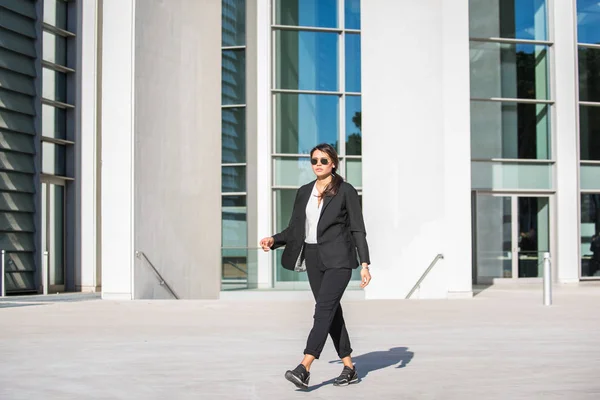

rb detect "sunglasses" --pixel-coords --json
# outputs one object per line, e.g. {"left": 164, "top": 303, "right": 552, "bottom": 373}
{"left": 311, "top": 158, "right": 330, "bottom": 165}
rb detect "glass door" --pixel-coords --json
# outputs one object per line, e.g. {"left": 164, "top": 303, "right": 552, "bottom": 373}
{"left": 473, "top": 193, "right": 551, "bottom": 283}
{"left": 41, "top": 179, "right": 66, "bottom": 293}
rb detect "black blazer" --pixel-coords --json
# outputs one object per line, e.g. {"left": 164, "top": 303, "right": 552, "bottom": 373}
{"left": 271, "top": 181, "right": 370, "bottom": 270}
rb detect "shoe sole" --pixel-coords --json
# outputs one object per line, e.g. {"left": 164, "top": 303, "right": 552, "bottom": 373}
{"left": 285, "top": 371, "right": 309, "bottom": 389}
{"left": 333, "top": 376, "right": 359, "bottom": 387}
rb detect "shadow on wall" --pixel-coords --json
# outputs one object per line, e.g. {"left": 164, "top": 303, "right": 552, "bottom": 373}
{"left": 303, "top": 346, "right": 415, "bottom": 391}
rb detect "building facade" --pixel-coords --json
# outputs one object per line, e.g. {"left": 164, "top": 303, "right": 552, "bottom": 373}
{"left": 0, "top": 0, "right": 598, "bottom": 299}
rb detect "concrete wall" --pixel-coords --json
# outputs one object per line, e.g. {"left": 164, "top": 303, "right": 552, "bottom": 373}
{"left": 362, "top": 0, "right": 472, "bottom": 299}
{"left": 133, "top": 0, "right": 222, "bottom": 299}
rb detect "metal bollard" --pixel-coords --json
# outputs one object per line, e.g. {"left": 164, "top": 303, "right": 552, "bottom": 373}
{"left": 42, "top": 251, "right": 49, "bottom": 295}
{"left": 1, "top": 250, "right": 5, "bottom": 297}
{"left": 543, "top": 252, "right": 552, "bottom": 306}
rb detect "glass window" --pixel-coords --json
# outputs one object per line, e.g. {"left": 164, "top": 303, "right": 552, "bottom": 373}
{"left": 577, "top": 0, "right": 600, "bottom": 45}
{"left": 578, "top": 47, "right": 600, "bottom": 103}
{"left": 275, "top": 30, "right": 338, "bottom": 92}
{"left": 274, "top": 0, "right": 337, "bottom": 28}
{"left": 222, "top": 166, "right": 246, "bottom": 192}
{"left": 222, "top": 50, "right": 245, "bottom": 105}
{"left": 470, "top": 101, "right": 550, "bottom": 159}
{"left": 475, "top": 195, "right": 513, "bottom": 279}
{"left": 345, "top": 33, "right": 361, "bottom": 92}
{"left": 581, "top": 165, "right": 600, "bottom": 190}
{"left": 42, "top": 142, "right": 66, "bottom": 176}
{"left": 470, "top": 42, "right": 549, "bottom": 100}
{"left": 346, "top": 95, "right": 361, "bottom": 155}
{"left": 222, "top": 195, "right": 247, "bottom": 248}
{"left": 42, "top": 104, "right": 66, "bottom": 140}
{"left": 581, "top": 193, "right": 600, "bottom": 277}
{"left": 471, "top": 161, "right": 552, "bottom": 190}
{"left": 43, "top": 0, "right": 68, "bottom": 30}
{"left": 580, "top": 105, "right": 600, "bottom": 161}
{"left": 45, "top": 183, "right": 64, "bottom": 285}
{"left": 273, "top": 157, "right": 315, "bottom": 186}
{"left": 345, "top": 0, "right": 360, "bottom": 30}
{"left": 469, "top": 0, "right": 548, "bottom": 41}
{"left": 42, "top": 68, "right": 67, "bottom": 103}
{"left": 274, "top": 93, "right": 338, "bottom": 154}
{"left": 42, "top": 31, "right": 67, "bottom": 65}
{"left": 346, "top": 159, "right": 362, "bottom": 187}
{"left": 222, "top": 108, "right": 246, "bottom": 163}
{"left": 222, "top": 0, "right": 246, "bottom": 46}
{"left": 275, "top": 189, "right": 297, "bottom": 234}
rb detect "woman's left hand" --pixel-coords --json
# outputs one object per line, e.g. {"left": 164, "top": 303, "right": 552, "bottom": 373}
{"left": 360, "top": 265, "right": 371, "bottom": 288}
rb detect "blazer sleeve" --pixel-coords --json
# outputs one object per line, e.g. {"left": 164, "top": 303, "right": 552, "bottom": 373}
{"left": 345, "top": 184, "right": 371, "bottom": 265}
{"left": 271, "top": 188, "right": 300, "bottom": 250}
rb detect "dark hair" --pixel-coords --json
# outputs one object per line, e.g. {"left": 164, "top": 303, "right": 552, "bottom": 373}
{"left": 310, "top": 143, "right": 344, "bottom": 198}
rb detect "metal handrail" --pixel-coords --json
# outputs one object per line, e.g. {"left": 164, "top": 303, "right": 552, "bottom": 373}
{"left": 1, "top": 250, "right": 5, "bottom": 297}
{"left": 135, "top": 251, "right": 179, "bottom": 299}
{"left": 405, "top": 254, "right": 444, "bottom": 299}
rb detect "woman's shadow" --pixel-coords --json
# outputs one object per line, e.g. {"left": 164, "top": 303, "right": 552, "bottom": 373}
{"left": 304, "top": 347, "right": 414, "bottom": 391}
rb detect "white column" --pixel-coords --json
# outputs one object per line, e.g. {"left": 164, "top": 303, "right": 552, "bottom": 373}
{"left": 100, "top": 0, "right": 135, "bottom": 300}
{"left": 552, "top": 0, "right": 580, "bottom": 283}
{"left": 442, "top": 0, "right": 473, "bottom": 298}
{"left": 362, "top": 0, "right": 472, "bottom": 299}
{"left": 246, "top": 0, "right": 272, "bottom": 289}
{"left": 75, "top": 0, "right": 99, "bottom": 292}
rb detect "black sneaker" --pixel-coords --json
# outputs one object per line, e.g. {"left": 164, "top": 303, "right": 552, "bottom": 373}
{"left": 333, "top": 365, "right": 359, "bottom": 386}
{"left": 284, "top": 364, "right": 310, "bottom": 389}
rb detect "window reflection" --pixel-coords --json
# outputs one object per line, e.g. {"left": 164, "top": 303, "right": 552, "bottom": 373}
{"left": 578, "top": 47, "right": 600, "bottom": 103}
{"left": 275, "top": 0, "right": 337, "bottom": 28}
{"left": 345, "top": 0, "right": 361, "bottom": 30}
{"left": 222, "top": 50, "right": 245, "bottom": 105}
{"left": 469, "top": 0, "right": 547, "bottom": 41}
{"left": 471, "top": 101, "right": 550, "bottom": 159}
{"left": 274, "top": 93, "right": 338, "bottom": 154}
{"left": 580, "top": 105, "right": 600, "bottom": 161}
{"left": 577, "top": 0, "right": 600, "bottom": 45}
{"left": 222, "top": 166, "right": 246, "bottom": 192}
{"left": 275, "top": 30, "right": 338, "bottom": 92}
{"left": 222, "top": 196, "right": 247, "bottom": 248}
{"left": 222, "top": 108, "right": 246, "bottom": 163}
{"left": 581, "top": 194, "right": 600, "bottom": 277}
{"left": 346, "top": 96, "right": 361, "bottom": 155}
{"left": 345, "top": 33, "right": 361, "bottom": 93}
{"left": 222, "top": 0, "right": 246, "bottom": 46}
{"left": 470, "top": 42, "right": 549, "bottom": 100}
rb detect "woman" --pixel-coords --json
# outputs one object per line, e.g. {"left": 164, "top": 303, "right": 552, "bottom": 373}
{"left": 259, "top": 143, "right": 372, "bottom": 389}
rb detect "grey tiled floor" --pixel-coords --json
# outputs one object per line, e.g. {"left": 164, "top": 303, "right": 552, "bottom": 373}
{"left": 1, "top": 284, "right": 600, "bottom": 399}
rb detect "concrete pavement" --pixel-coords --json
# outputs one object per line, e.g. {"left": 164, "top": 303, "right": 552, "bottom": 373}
{"left": 1, "top": 284, "right": 600, "bottom": 399}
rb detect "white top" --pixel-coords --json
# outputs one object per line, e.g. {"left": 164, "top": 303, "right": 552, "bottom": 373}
{"left": 304, "top": 183, "right": 323, "bottom": 244}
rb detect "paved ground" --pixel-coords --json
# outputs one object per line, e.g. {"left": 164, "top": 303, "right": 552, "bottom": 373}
{"left": 1, "top": 284, "right": 600, "bottom": 399}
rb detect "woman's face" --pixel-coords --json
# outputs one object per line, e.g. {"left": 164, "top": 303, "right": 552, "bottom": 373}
{"left": 310, "top": 149, "right": 335, "bottom": 179}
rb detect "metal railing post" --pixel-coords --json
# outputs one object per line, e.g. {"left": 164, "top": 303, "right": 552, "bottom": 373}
{"left": 543, "top": 252, "right": 552, "bottom": 306}
{"left": 1, "top": 250, "right": 5, "bottom": 297}
{"left": 42, "top": 251, "right": 49, "bottom": 295}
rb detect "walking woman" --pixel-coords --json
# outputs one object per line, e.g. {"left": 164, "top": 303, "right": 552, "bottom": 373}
{"left": 259, "top": 143, "right": 372, "bottom": 389}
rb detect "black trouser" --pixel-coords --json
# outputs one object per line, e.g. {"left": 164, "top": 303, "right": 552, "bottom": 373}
{"left": 303, "top": 243, "right": 353, "bottom": 359}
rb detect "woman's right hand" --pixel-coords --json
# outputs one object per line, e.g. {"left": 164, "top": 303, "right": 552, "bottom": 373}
{"left": 259, "top": 237, "right": 274, "bottom": 252}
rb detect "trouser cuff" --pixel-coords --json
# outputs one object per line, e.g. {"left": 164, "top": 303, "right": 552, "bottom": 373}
{"left": 303, "top": 349, "right": 320, "bottom": 359}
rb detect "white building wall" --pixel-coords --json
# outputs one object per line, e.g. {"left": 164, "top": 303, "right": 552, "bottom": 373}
{"left": 100, "top": 0, "right": 136, "bottom": 300}
{"left": 362, "top": 0, "right": 472, "bottom": 299}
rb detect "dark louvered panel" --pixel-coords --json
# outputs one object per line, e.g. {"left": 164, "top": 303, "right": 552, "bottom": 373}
{"left": 0, "top": 0, "right": 37, "bottom": 20}
{"left": 0, "top": 171, "right": 36, "bottom": 192}
{"left": 0, "top": 1, "right": 37, "bottom": 293}
{"left": 0, "top": 130, "right": 35, "bottom": 154}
